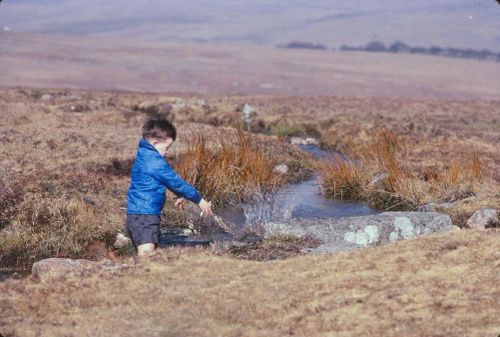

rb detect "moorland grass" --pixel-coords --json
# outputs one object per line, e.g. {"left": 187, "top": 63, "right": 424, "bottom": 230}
{"left": 319, "top": 129, "right": 485, "bottom": 213}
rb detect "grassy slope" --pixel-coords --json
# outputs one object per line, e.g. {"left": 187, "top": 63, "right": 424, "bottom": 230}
{"left": 0, "top": 89, "right": 499, "bottom": 335}
{"left": 1, "top": 229, "right": 499, "bottom": 337}
{"left": 0, "top": 33, "right": 499, "bottom": 99}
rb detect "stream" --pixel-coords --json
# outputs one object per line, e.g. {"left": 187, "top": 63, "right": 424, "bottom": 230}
{"left": 216, "top": 144, "right": 378, "bottom": 227}
{"left": 160, "top": 144, "right": 379, "bottom": 246}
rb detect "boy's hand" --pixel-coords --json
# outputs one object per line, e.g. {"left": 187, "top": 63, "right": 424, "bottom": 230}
{"left": 174, "top": 197, "right": 185, "bottom": 211}
{"left": 198, "top": 198, "right": 214, "bottom": 217}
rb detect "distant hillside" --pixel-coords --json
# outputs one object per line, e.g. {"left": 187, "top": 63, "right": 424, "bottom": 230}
{"left": 0, "top": 0, "right": 499, "bottom": 51}
{"left": 1, "top": 32, "right": 499, "bottom": 100}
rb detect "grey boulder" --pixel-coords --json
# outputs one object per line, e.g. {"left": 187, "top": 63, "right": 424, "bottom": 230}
{"left": 466, "top": 208, "right": 499, "bottom": 229}
{"left": 32, "top": 258, "right": 95, "bottom": 280}
{"left": 262, "top": 212, "right": 455, "bottom": 254}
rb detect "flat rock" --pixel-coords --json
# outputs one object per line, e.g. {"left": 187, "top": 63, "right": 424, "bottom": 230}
{"left": 290, "top": 137, "right": 307, "bottom": 145}
{"left": 305, "top": 137, "right": 319, "bottom": 145}
{"left": 32, "top": 258, "right": 95, "bottom": 280}
{"left": 114, "top": 233, "right": 132, "bottom": 249}
{"left": 242, "top": 103, "right": 255, "bottom": 115}
{"left": 273, "top": 163, "right": 289, "bottom": 174}
{"left": 262, "top": 211, "right": 454, "bottom": 253}
{"left": 466, "top": 208, "right": 499, "bottom": 229}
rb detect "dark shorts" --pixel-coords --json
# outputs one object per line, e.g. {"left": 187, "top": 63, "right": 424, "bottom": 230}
{"left": 126, "top": 214, "right": 161, "bottom": 248}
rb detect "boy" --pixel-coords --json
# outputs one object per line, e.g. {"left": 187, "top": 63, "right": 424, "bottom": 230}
{"left": 126, "top": 117, "right": 213, "bottom": 256}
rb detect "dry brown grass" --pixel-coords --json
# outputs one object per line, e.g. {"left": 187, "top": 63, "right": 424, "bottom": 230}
{"left": 320, "top": 158, "right": 365, "bottom": 200}
{"left": 320, "top": 128, "right": 492, "bottom": 214}
{"left": 0, "top": 168, "right": 124, "bottom": 268}
{"left": 1, "top": 196, "right": 116, "bottom": 265}
{"left": 1, "top": 229, "right": 498, "bottom": 337}
{"left": 0, "top": 87, "right": 499, "bottom": 336}
{"left": 320, "top": 129, "right": 420, "bottom": 210}
{"left": 357, "top": 129, "right": 423, "bottom": 210}
{"left": 0, "top": 88, "right": 312, "bottom": 268}
{"left": 173, "top": 129, "right": 304, "bottom": 207}
{"left": 435, "top": 157, "right": 482, "bottom": 202}
{"left": 1, "top": 86, "right": 499, "bottom": 267}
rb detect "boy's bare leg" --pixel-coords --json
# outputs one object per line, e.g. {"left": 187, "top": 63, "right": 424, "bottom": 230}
{"left": 137, "top": 243, "right": 156, "bottom": 256}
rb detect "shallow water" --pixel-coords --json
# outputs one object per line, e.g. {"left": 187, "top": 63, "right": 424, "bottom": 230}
{"left": 216, "top": 174, "right": 378, "bottom": 228}
{"left": 216, "top": 144, "right": 379, "bottom": 228}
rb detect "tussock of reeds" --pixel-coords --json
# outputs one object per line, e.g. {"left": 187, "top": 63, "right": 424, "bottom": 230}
{"left": 320, "top": 157, "right": 365, "bottom": 200}
{"left": 320, "top": 128, "right": 483, "bottom": 211}
{"left": 435, "top": 156, "right": 482, "bottom": 202}
{"left": 173, "top": 130, "right": 291, "bottom": 207}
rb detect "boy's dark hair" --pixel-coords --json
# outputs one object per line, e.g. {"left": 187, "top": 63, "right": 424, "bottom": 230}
{"left": 142, "top": 118, "right": 177, "bottom": 141}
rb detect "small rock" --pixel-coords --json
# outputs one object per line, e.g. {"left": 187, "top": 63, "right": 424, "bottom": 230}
{"left": 114, "top": 233, "right": 132, "bottom": 249}
{"left": 369, "top": 173, "right": 389, "bottom": 189}
{"left": 32, "top": 258, "right": 94, "bottom": 281}
{"left": 40, "top": 94, "right": 53, "bottom": 101}
{"left": 273, "top": 163, "right": 289, "bottom": 174}
{"left": 69, "top": 104, "right": 90, "bottom": 112}
{"left": 11, "top": 272, "right": 22, "bottom": 280}
{"left": 171, "top": 100, "right": 186, "bottom": 109}
{"left": 195, "top": 99, "right": 207, "bottom": 107}
{"left": 83, "top": 195, "right": 96, "bottom": 205}
{"left": 181, "top": 228, "right": 195, "bottom": 236}
{"left": 418, "top": 202, "right": 454, "bottom": 212}
{"left": 242, "top": 104, "right": 255, "bottom": 115}
{"left": 99, "top": 261, "right": 129, "bottom": 271}
{"left": 290, "top": 137, "right": 307, "bottom": 145}
{"left": 418, "top": 203, "right": 436, "bottom": 212}
{"left": 63, "top": 94, "right": 81, "bottom": 101}
{"left": 466, "top": 208, "right": 499, "bottom": 230}
{"left": 242, "top": 104, "right": 256, "bottom": 129}
{"left": 305, "top": 137, "right": 319, "bottom": 145}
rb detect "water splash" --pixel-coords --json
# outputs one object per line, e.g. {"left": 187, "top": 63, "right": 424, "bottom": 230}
{"left": 242, "top": 188, "right": 297, "bottom": 224}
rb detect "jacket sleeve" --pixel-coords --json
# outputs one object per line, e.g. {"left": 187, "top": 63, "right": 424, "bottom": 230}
{"left": 148, "top": 156, "right": 202, "bottom": 204}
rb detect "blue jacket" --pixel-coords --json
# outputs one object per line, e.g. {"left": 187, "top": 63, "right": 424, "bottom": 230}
{"left": 127, "top": 138, "right": 202, "bottom": 215}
